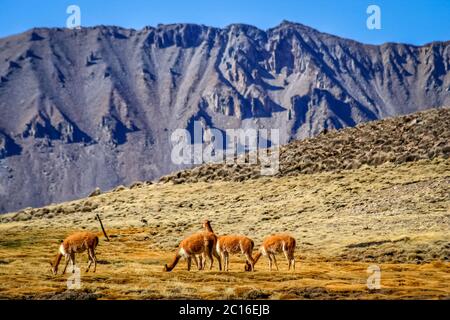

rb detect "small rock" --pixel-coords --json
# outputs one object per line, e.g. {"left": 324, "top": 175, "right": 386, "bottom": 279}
{"left": 88, "top": 188, "right": 102, "bottom": 197}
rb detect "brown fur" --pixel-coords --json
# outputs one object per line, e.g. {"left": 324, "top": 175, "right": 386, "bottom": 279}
{"left": 163, "top": 231, "right": 221, "bottom": 272}
{"left": 50, "top": 232, "right": 99, "bottom": 275}
{"left": 246, "top": 234, "right": 296, "bottom": 271}
{"left": 203, "top": 220, "right": 254, "bottom": 271}
{"left": 217, "top": 235, "right": 255, "bottom": 271}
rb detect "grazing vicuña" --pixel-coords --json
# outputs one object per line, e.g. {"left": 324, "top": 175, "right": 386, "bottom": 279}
{"left": 203, "top": 220, "right": 255, "bottom": 271}
{"left": 50, "top": 232, "right": 99, "bottom": 275}
{"left": 246, "top": 235, "right": 296, "bottom": 271}
{"left": 163, "top": 231, "right": 221, "bottom": 272}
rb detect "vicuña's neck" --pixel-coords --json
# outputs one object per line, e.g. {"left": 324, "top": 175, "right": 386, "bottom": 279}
{"left": 166, "top": 252, "right": 181, "bottom": 271}
{"left": 253, "top": 252, "right": 262, "bottom": 265}
{"left": 204, "top": 222, "right": 214, "bottom": 233}
{"left": 53, "top": 253, "right": 63, "bottom": 269}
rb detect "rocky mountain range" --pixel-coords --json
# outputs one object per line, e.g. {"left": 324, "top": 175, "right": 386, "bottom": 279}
{"left": 0, "top": 21, "right": 449, "bottom": 213}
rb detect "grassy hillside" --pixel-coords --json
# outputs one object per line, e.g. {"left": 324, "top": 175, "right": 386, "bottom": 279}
{"left": 0, "top": 158, "right": 448, "bottom": 299}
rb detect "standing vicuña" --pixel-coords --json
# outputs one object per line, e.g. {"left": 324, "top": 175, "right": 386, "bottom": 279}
{"left": 245, "top": 235, "right": 296, "bottom": 271}
{"left": 203, "top": 220, "right": 255, "bottom": 272}
{"left": 163, "top": 231, "right": 221, "bottom": 272}
{"left": 50, "top": 232, "right": 99, "bottom": 275}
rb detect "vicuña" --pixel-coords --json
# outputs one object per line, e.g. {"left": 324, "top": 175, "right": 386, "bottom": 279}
{"left": 203, "top": 220, "right": 256, "bottom": 272}
{"left": 163, "top": 230, "right": 222, "bottom": 272}
{"left": 245, "top": 234, "right": 296, "bottom": 271}
{"left": 50, "top": 231, "right": 99, "bottom": 275}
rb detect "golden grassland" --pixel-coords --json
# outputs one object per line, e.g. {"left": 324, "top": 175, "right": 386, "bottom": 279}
{"left": 0, "top": 158, "right": 449, "bottom": 299}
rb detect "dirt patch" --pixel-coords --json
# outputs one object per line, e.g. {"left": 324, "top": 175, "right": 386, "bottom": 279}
{"left": 233, "top": 288, "right": 271, "bottom": 300}
{"left": 25, "top": 289, "right": 100, "bottom": 300}
{"left": 279, "top": 287, "right": 367, "bottom": 299}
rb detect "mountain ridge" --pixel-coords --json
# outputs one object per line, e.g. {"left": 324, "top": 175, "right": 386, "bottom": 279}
{"left": 5, "top": 20, "right": 450, "bottom": 47}
{"left": 0, "top": 21, "right": 449, "bottom": 213}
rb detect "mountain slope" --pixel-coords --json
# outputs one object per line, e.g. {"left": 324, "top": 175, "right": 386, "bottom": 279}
{"left": 0, "top": 21, "right": 449, "bottom": 213}
{"left": 160, "top": 107, "right": 450, "bottom": 183}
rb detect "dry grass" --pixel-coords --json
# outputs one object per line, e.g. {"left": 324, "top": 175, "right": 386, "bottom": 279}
{"left": 0, "top": 229, "right": 450, "bottom": 299}
{"left": 0, "top": 227, "right": 448, "bottom": 300}
{"left": 0, "top": 158, "right": 449, "bottom": 299}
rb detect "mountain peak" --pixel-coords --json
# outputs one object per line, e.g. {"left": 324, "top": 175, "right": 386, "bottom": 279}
{"left": 269, "top": 20, "right": 323, "bottom": 35}
{"left": 278, "top": 19, "right": 300, "bottom": 27}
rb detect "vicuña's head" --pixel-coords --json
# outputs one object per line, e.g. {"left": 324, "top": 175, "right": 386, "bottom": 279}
{"left": 163, "top": 264, "right": 170, "bottom": 272}
{"left": 202, "top": 219, "right": 212, "bottom": 230}
{"left": 244, "top": 261, "right": 252, "bottom": 272}
{"left": 50, "top": 240, "right": 64, "bottom": 275}
{"left": 49, "top": 261, "right": 58, "bottom": 275}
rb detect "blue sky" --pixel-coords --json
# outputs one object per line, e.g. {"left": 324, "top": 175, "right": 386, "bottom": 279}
{"left": 0, "top": 0, "right": 449, "bottom": 45}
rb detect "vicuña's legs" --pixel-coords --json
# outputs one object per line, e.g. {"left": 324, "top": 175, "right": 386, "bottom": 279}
{"left": 272, "top": 254, "right": 279, "bottom": 271}
{"left": 193, "top": 255, "right": 200, "bottom": 270}
{"left": 284, "top": 251, "right": 290, "bottom": 270}
{"left": 93, "top": 251, "right": 97, "bottom": 273}
{"left": 187, "top": 257, "right": 192, "bottom": 271}
{"left": 200, "top": 255, "right": 204, "bottom": 270}
{"left": 205, "top": 250, "right": 214, "bottom": 270}
{"left": 62, "top": 255, "right": 70, "bottom": 274}
{"left": 224, "top": 252, "right": 230, "bottom": 272}
{"left": 200, "top": 254, "right": 206, "bottom": 270}
{"left": 86, "top": 248, "right": 96, "bottom": 272}
{"left": 268, "top": 254, "right": 273, "bottom": 271}
{"left": 213, "top": 250, "right": 222, "bottom": 271}
{"left": 68, "top": 253, "right": 76, "bottom": 273}
{"left": 220, "top": 253, "right": 226, "bottom": 272}
{"left": 86, "top": 252, "right": 93, "bottom": 272}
